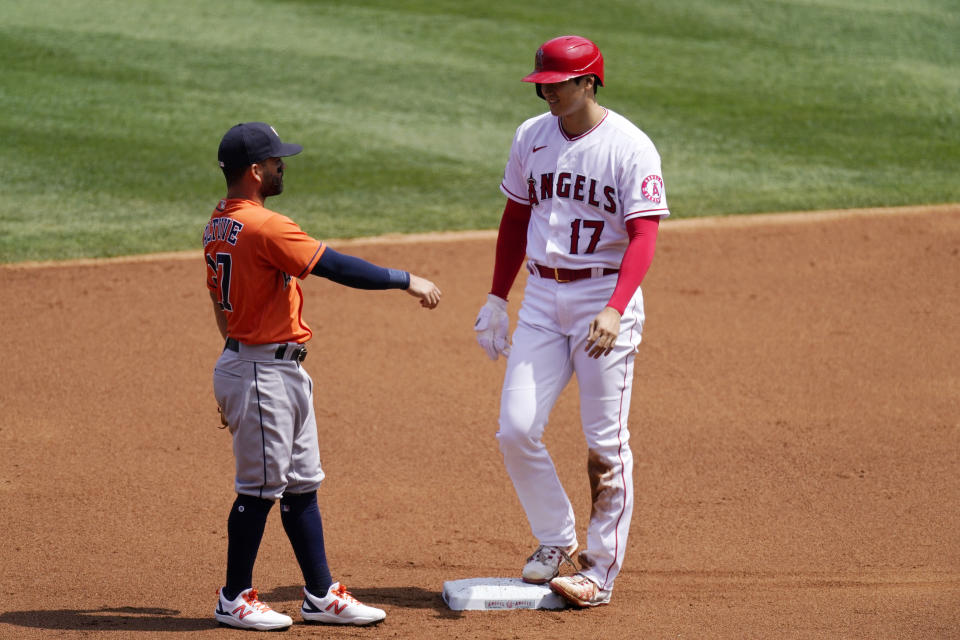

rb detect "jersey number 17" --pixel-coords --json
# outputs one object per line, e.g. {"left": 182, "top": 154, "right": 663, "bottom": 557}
{"left": 570, "top": 219, "right": 604, "bottom": 254}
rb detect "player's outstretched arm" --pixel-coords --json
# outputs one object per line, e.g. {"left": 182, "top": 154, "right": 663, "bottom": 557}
{"left": 311, "top": 247, "right": 441, "bottom": 308}
{"left": 406, "top": 273, "right": 441, "bottom": 309}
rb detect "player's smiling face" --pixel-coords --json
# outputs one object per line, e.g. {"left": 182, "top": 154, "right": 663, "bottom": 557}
{"left": 540, "top": 78, "right": 592, "bottom": 118}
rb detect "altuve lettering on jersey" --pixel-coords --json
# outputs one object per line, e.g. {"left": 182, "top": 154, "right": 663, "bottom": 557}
{"left": 202, "top": 198, "right": 324, "bottom": 345}
{"left": 203, "top": 212, "right": 245, "bottom": 246}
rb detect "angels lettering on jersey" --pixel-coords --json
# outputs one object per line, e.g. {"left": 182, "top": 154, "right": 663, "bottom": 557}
{"left": 526, "top": 171, "right": 617, "bottom": 213}
{"left": 502, "top": 110, "right": 669, "bottom": 228}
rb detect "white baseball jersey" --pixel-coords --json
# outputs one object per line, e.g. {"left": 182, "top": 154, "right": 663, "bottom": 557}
{"left": 500, "top": 108, "right": 670, "bottom": 270}
{"left": 494, "top": 106, "right": 669, "bottom": 592}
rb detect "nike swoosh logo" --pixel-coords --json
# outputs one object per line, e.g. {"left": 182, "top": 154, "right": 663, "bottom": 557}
{"left": 533, "top": 145, "right": 547, "bottom": 153}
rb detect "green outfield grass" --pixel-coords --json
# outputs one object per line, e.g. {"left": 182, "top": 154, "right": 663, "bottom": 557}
{"left": 1, "top": 0, "right": 957, "bottom": 262}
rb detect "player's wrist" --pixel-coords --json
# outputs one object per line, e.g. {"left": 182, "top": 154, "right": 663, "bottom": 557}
{"left": 489, "top": 287, "right": 510, "bottom": 301}
{"left": 604, "top": 301, "right": 627, "bottom": 316}
{"left": 389, "top": 269, "right": 411, "bottom": 289}
{"left": 487, "top": 293, "right": 508, "bottom": 309}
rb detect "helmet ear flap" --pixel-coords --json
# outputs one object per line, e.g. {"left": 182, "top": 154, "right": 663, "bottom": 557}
{"left": 536, "top": 83, "right": 544, "bottom": 100}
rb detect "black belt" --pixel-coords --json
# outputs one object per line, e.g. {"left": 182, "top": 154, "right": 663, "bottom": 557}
{"left": 532, "top": 264, "right": 618, "bottom": 283}
{"left": 224, "top": 337, "right": 307, "bottom": 363}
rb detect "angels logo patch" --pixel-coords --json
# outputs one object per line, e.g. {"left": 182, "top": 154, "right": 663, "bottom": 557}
{"left": 641, "top": 175, "right": 664, "bottom": 204}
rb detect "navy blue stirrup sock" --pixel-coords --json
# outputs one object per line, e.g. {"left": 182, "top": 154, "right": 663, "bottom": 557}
{"left": 280, "top": 491, "right": 332, "bottom": 596}
{"left": 223, "top": 494, "right": 274, "bottom": 601}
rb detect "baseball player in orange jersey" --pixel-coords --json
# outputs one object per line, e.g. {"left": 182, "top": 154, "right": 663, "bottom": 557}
{"left": 474, "top": 36, "right": 668, "bottom": 608}
{"left": 205, "top": 122, "right": 441, "bottom": 631}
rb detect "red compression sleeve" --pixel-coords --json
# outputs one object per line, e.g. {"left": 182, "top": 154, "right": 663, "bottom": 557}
{"left": 606, "top": 215, "right": 661, "bottom": 314}
{"left": 490, "top": 198, "right": 532, "bottom": 299}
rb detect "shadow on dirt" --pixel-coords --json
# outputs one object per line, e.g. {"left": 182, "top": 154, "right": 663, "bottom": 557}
{"left": 0, "top": 587, "right": 464, "bottom": 632}
{"left": 261, "top": 585, "right": 463, "bottom": 619}
{"left": 0, "top": 607, "right": 209, "bottom": 632}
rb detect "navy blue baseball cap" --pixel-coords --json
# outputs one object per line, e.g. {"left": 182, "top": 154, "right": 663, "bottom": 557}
{"left": 218, "top": 122, "right": 302, "bottom": 169}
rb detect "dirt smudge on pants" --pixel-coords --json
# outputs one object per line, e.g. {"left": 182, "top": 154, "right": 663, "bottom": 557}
{"left": 587, "top": 448, "right": 617, "bottom": 524}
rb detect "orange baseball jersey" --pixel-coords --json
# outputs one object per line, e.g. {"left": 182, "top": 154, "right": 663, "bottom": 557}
{"left": 203, "top": 198, "right": 325, "bottom": 345}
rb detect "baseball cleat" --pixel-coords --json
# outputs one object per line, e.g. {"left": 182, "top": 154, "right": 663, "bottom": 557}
{"left": 214, "top": 587, "right": 293, "bottom": 631}
{"left": 549, "top": 573, "right": 612, "bottom": 607}
{"left": 521, "top": 543, "right": 578, "bottom": 584}
{"left": 301, "top": 582, "right": 385, "bottom": 625}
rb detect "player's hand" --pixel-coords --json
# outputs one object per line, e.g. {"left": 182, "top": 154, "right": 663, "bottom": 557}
{"left": 407, "top": 274, "right": 442, "bottom": 309}
{"left": 474, "top": 294, "right": 511, "bottom": 360}
{"left": 585, "top": 306, "right": 621, "bottom": 359}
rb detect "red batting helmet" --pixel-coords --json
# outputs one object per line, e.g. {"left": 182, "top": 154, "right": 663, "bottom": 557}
{"left": 522, "top": 35, "right": 604, "bottom": 99}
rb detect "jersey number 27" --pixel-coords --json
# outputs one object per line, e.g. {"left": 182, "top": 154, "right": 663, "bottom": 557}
{"left": 206, "top": 252, "right": 233, "bottom": 312}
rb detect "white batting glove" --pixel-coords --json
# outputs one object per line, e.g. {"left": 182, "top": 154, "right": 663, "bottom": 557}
{"left": 474, "top": 294, "right": 511, "bottom": 361}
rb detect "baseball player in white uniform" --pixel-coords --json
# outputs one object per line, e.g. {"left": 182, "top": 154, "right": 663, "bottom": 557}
{"left": 474, "top": 35, "right": 669, "bottom": 608}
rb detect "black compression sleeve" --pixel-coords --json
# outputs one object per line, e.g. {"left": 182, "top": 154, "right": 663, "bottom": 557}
{"left": 311, "top": 247, "right": 410, "bottom": 290}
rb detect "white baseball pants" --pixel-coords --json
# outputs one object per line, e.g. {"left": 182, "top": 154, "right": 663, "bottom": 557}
{"left": 497, "top": 273, "right": 643, "bottom": 591}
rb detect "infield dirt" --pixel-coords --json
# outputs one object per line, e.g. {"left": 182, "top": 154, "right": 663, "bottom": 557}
{"left": 1, "top": 205, "right": 957, "bottom": 638}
